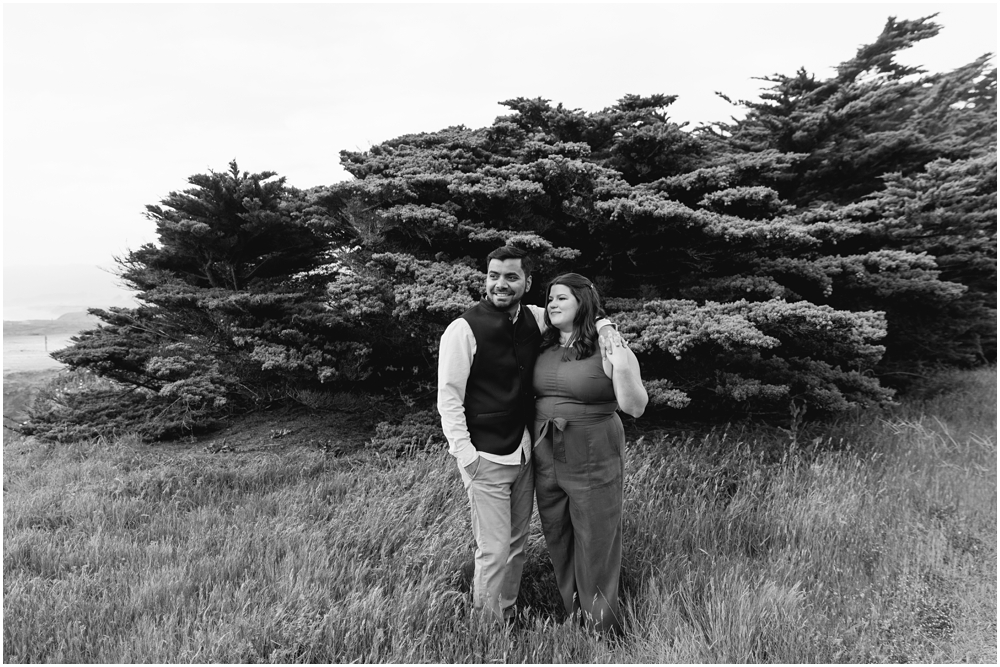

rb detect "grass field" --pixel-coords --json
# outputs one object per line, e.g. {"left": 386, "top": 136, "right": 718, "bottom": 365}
{"left": 3, "top": 368, "right": 996, "bottom": 663}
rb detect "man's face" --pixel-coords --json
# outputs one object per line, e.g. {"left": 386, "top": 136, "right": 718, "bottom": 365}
{"left": 485, "top": 258, "right": 532, "bottom": 313}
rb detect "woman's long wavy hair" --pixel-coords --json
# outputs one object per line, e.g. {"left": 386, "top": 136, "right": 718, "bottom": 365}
{"left": 541, "top": 273, "right": 606, "bottom": 360}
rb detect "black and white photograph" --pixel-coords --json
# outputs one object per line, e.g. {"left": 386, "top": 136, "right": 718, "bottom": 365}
{"left": 4, "top": 2, "right": 996, "bottom": 663}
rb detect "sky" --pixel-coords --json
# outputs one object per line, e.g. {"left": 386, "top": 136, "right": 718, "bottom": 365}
{"left": 3, "top": 1, "right": 997, "bottom": 319}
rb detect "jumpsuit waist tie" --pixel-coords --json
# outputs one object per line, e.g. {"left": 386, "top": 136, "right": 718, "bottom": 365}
{"left": 533, "top": 401, "right": 618, "bottom": 463}
{"left": 534, "top": 417, "right": 569, "bottom": 462}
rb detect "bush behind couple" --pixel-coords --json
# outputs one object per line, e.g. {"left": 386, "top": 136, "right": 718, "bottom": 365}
{"left": 437, "top": 245, "right": 648, "bottom": 635}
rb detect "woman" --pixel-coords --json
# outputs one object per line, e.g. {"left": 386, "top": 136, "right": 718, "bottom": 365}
{"left": 532, "top": 273, "right": 647, "bottom": 635}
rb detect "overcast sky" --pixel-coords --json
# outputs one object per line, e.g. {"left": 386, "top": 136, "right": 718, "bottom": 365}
{"left": 3, "top": 2, "right": 996, "bottom": 313}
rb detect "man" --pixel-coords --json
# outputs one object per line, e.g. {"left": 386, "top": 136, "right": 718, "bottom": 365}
{"left": 437, "top": 245, "right": 613, "bottom": 622}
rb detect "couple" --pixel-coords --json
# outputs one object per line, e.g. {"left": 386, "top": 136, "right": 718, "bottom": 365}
{"left": 437, "top": 245, "right": 648, "bottom": 635}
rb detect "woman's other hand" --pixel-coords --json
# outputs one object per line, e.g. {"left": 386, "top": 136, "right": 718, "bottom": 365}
{"left": 601, "top": 332, "right": 648, "bottom": 418}
{"left": 599, "top": 329, "right": 627, "bottom": 364}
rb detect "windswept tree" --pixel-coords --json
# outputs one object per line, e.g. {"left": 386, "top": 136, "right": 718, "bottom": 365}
{"left": 706, "top": 15, "right": 997, "bottom": 373}
{"left": 324, "top": 105, "right": 892, "bottom": 418}
{"left": 323, "top": 15, "right": 994, "bottom": 419}
{"left": 713, "top": 16, "right": 996, "bottom": 205}
{"left": 32, "top": 16, "right": 995, "bottom": 441}
{"left": 34, "top": 162, "right": 352, "bottom": 439}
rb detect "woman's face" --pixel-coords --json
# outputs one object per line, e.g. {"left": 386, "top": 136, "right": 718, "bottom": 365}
{"left": 546, "top": 284, "right": 580, "bottom": 331}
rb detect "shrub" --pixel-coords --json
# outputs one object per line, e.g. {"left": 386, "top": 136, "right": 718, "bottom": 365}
{"left": 369, "top": 410, "right": 444, "bottom": 457}
{"left": 21, "top": 370, "right": 226, "bottom": 442}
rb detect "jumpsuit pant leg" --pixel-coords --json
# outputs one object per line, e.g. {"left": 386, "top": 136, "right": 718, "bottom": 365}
{"left": 567, "top": 470, "right": 623, "bottom": 635}
{"left": 458, "top": 452, "right": 534, "bottom": 621}
{"left": 533, "top": 436, "right": 579, "bottom": 620}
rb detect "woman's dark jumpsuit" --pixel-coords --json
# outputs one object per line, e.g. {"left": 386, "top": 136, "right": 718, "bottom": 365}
{"left": 532, "top": 345, "right": 625, "bottom": 634}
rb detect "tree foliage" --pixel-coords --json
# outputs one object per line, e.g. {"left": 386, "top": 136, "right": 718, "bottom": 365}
{"left": 35, "top": 17, "right": 996, "bottom": 439}
{"left": 714, "top": 16, "right": 996, "bottom": 205}
{"left": 322, "top": 15, "right": 994, "bottom": 418}
{"left": 34, "top": 163, "right": 354, "bottom": 439}
{"left": 708, "top": 15, "right": 997, "bottom": 372}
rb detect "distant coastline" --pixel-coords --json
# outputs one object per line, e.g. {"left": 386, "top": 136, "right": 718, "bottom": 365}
{"left": 4, "top": 311, "right": 102, "bottom": 336}
{"left": 3, "top": 263, "right": 136, "bottom": 322}
{"left": 3, "top": 312, "right": 102, "bottom": 374}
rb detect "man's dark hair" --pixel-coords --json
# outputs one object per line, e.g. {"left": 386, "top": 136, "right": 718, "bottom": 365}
{"left": 486, "top": 246, "right": 535, "bottom": 277}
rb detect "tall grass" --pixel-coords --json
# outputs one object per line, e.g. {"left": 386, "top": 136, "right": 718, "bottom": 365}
{"left": 4, "top": 368, "right": 996, "bottom": 663}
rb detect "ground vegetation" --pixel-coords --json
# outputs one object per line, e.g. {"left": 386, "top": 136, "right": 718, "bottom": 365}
{"left": 4, "top": 368, "right": 995, "bottom": 662}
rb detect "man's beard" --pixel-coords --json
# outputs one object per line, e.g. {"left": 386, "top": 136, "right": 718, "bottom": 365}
{"left": 488, "top": 288, "right": 521, "bottom": 309}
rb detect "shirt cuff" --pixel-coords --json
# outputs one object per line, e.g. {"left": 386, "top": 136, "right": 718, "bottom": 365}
{"left": 453, "top": 443, "right": 479, "bottom": 469}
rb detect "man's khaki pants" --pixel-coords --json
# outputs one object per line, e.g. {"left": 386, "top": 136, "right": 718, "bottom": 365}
{"left": 458, "top": 452, "right": 534, "bottom": 621}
